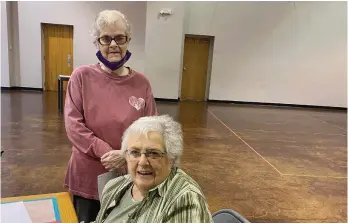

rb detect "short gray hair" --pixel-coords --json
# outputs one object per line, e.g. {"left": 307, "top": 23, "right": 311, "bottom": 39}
{"left": 121, "top": 115, "right": 183, "bottom": 167}
{"left": 92, "top": 10, "right": 131, "bottom": 46}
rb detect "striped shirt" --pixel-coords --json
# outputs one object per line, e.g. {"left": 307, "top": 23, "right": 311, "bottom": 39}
{"left": 93, "top": 168, "right": 213, "bottom": 223}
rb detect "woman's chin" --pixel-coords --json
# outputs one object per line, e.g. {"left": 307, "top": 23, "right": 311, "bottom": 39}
{"left": 108, "top": 57, "right": 121, "bottom": 62}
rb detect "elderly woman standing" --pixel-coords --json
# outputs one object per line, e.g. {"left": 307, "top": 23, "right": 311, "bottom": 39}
{"left": 93, "top": 115, "right": 213, "bottom": 223}
{"left": 64, "top": 10, "right": 157, "bottom": 222}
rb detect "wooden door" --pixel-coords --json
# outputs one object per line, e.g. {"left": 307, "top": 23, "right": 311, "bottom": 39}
{"left": 43, "top": 24, "right": 73, "bottom": 91}
{"left": 181, "top": 36, "right": 210, "bottom": 101}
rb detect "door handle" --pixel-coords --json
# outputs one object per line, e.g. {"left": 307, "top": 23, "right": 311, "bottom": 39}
{"left": 183, "top": 67, "right": 187, "bottom": 71}
{"left": 67, "top": 55, "right": 71, "bottom": 67}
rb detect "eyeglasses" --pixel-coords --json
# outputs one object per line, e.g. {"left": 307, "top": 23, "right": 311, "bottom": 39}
{"left": 126, "top": 149, "right": 167, "bottom": 161}
{"left": 97, "top": 35, "right": 128, "bottom": 46}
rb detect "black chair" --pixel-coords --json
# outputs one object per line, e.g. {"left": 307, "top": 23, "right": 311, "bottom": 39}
{"left": 212, "top": 209, "right": 250, "bottom": 223}
{"left": 97, "top": 171, "right": 122, "bottom": 199}
{"left": 57, "top": 75, "right": 70, "bottom": 112}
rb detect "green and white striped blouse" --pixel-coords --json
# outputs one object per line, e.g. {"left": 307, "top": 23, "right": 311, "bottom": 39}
{"left": 93, "top": 167, "right": 213, "bottom": 223}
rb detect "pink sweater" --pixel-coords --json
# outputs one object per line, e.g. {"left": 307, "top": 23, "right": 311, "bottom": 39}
{"left": 64, "top": 64, "right": 157, "bottom": 200}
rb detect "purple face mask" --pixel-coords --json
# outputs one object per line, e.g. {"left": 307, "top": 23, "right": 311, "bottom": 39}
{"left": 96, "top": 50, "right": 132, "bottom": 71}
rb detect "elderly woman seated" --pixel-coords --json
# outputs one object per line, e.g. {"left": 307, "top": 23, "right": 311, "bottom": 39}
{"left": 93, "top": 115, "right": 213, "bottom": 223}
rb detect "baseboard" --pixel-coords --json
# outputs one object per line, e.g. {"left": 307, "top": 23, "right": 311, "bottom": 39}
{"left": 1, "top": 89, "right": 345, "bottom": 111}
{"left": 207, "top": 99, "right": 347, "bottom": 111}
{"left": 1, "top": 86, "right": 43, "bottom": 92}
{"left": 155, "top": 98, "right": 179, "bottom": 102}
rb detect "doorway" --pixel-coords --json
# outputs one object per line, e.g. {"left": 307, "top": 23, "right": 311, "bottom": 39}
{"left": 42, "top": 23, "right": 73, "bottom": 91}
{"left": 180, "top": 35, "right": 213, "bottom": 101}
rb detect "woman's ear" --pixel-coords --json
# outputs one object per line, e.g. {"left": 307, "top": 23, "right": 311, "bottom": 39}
{"left": 94, "top": 38, "right": 100, "bottom": 50}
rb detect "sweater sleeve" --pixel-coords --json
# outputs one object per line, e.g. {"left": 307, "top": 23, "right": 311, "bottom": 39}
{"left": 64, "top": 71, "right": 112, "bottom": 158}
{"left": 164, "top": 191, "right": 213, "bottom": 223}
{"left": 144, "top": 84, "right": 158, "bottom": 116}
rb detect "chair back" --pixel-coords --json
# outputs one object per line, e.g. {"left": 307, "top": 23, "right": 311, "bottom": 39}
{"left": 97, "top": 171, "right": 122, "bottom": 199}
{"left": 212, "top": 209, "right": 251, "bottom": 223}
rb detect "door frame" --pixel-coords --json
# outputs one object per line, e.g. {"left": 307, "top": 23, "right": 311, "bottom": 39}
{"left": 41, "top": 23, "right": 74, "bottom": 91}
{"left": 41, "top": 23, "right": 45, "bottom": 90}
{"left": 178, "top": 34, "right": 215, "bottom": 101}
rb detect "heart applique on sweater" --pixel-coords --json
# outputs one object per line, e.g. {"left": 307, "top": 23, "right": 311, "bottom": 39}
{"left": 129, "top": 96, "right": 145, "bottom": 111}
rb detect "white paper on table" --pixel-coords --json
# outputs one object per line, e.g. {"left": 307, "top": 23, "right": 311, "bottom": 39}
{"left": 1, "top": 201, "right": 32, "bottom": 223}
{"left": 24, "top": 199, "right": 56, "bottom": 223}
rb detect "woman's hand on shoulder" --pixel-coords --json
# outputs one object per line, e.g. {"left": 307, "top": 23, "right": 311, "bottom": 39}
{"left": 101, "top": 150, "right": 126, "bottom": 171}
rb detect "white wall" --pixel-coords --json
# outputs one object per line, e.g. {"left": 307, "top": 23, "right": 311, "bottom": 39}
{"left": 10, "top": 2, "right": 347, "bottom": 107}
{"left": 17, "top": 1, "right": 146, "bottom": 88}
{"left": 144, "top": 2, "right": 186, "bottom": 99}
{"left": 186, "top": 1, "right": 347, "bottom": 107}
{"left": 1, "top": 1, "right": 10, "bottom": 87}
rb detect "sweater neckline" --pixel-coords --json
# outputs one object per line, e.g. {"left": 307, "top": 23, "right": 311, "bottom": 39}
{"left": 95, "top": 63, "right": 134, "bottom": 80}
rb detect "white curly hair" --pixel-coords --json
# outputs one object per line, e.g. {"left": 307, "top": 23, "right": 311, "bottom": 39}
{"left": 121, "top": 115, "right": 183, "bottom": 167}
{"left": 91, "top": 10, "right": 131, "bottom": 46}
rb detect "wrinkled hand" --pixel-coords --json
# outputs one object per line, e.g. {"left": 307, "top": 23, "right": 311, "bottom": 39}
{"left": 101, "top": 150, "right": 126, "bottom": 171}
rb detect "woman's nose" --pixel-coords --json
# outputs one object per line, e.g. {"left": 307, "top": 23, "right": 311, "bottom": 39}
{"left": 138, "top": 154, "right": 149, "bottom": 165}
{"left": 110, "top": 40, "right": 118, "bottom": 47}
